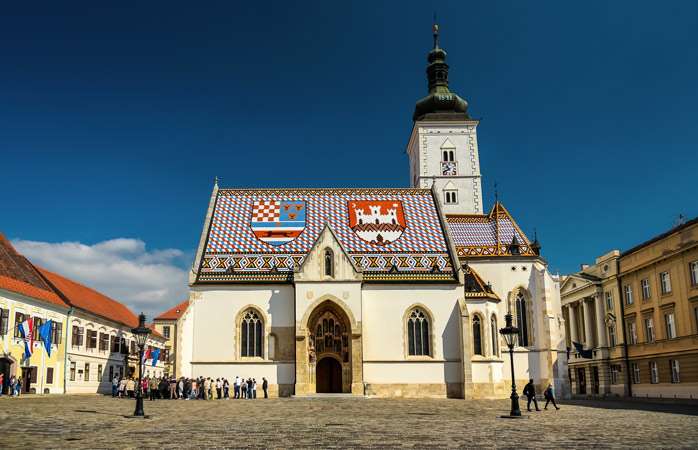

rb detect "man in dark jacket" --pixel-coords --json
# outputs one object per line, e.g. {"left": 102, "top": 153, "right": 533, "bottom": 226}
{"left": 262, "top": 377, "right": 269, "bottom": 399}
{"left": 522, "top": 379, "right": 540, "bottom": 412}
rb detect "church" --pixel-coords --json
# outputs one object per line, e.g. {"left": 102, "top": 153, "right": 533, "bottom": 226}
{"left": 178, "top": 26, "right": 570, "bottom": 399}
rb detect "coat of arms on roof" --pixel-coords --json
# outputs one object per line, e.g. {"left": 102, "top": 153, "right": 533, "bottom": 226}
{"left": 251, "top": 200, "right": 306, "bottom": 247}
{"left": 347, "top": 200, "right": 406, "bottom": 246}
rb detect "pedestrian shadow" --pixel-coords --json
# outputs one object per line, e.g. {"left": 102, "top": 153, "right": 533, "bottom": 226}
{"left": 562, "top": 399, "right": 698, "bottom": 416}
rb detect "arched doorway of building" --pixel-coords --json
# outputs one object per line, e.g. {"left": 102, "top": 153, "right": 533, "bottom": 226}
{"left": 0, "top": 357, "right": 15, "bottom": 395}
{"left": 307, "top": 300, "right": 352, "bottom": 394}
{"left": 316, "top": 357, "right": 342, "bottom": 393}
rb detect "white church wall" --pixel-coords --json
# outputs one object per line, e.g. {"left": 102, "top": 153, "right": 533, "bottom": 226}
{"left": 361, "top": 284, "right": 463, "bottom": 388}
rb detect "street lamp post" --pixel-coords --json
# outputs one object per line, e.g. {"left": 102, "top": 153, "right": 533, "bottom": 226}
{"left": 131, "top": 313, "right": 150, "bottom": 417}
{"left": 499, "top": 311, "right": 522, "bottom": 418}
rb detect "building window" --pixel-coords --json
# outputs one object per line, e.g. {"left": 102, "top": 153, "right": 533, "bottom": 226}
{"left": 87, "top": 330, "right": 97, "bottom": 349}
{"left": 72, "top": 326, "right": 84, "bottom": 348}
{"left": 13, "top": 312, "right": 27, "bottom": 338}
{"left": 608, "top": 324, "right": 616, "bottom": 347}
{"left": 670, "top": 360, "right": 680, "bottom": 383}
{"left": 99, "top": 333, "right": 109, "bottom": 352}
{"left": 51, "top": 322, "right": 62, "bottom": 345}
{"left": 641, "top": 279, "right": 651, "bottom": 300}
{"left": 515, "top": 293, "right": 529, "bottom": 347}
{"left": 660, "top": 272, "right": 672, "bottom": 294}
{"left": 628, "top": 320, "right": 638, "bottom": 345}
{"left": 690, "top": 261, "right": 698, "bottom": 286}
{"left": 444, "top": 190, "right": 458, "bottom": 205}
{"left": 46, "top": 367, "right": 54, "bottom": 384}
{"left": 70, "top": 362, "right": 76, "bottom": 382}
{"left": 695, "top": 306, "right": 698, "bottom": 335}
{"left": 631, "top": 363, "right": 640, "bottom": 384}
{"left": 623, "top": 285, "right": 633, "bottom": 305}
{"left": 490, "top": 315, "right": 499, "bottom": 356}
{"left": 407, "top": 308, "right": 430, "bottom": 356}
{"left": 610, "top": 364, "right": 621, "bottom": 385}
{"left": 163, "top": 326, "right": 170, "bottom": 339}
{"left": 97, "top": 364, "right": 103, "bottom": 382}
{"left": 0, "top": 308, "right": 9, "bottom": 336}
{"left": 472, "top": 316, "right": 483, "bottom": 356}
{"left": 84, "top": 363, "right": 90, "bottom": 382}
{"left": 241, "top": 309, "right": 263, "bottom": 358}
{"left": 33, "top": 317, "right": 43, "bottom": 341}
{"left": 442, "top": 150, "right": 455, "bottom": 162}
{"left": 605, "top": 292, "right": 613, "bottom": 311}
{"left": 649, "top": 361, "right": 659, "bottom": 384}
{"left": 664, "top": 312, "right": 676, "bottom": 339}
{"left": 644, "top": 316, "right": 655, "bottom": 343}
{"left": 324, "top": 249, "right": 334, "bottom": 278}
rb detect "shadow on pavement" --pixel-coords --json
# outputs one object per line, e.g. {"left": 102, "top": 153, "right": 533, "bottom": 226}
{"left": 561, "top": 399, "right": 698, "bottom": 416}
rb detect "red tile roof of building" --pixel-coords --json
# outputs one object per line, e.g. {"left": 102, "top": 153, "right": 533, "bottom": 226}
{"left": 154, "top": 299, "right": 189, "bottom": 321}
{"left": 37, "top": 266, "right": 140, "bottom": 328}
{"left": 0, "top": 234, "right": 68, "bottom": 308}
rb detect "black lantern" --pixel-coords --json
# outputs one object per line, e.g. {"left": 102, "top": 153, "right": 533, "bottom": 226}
{"left": 499, "top": 312, "right": 522, "bottom": 418}
{"left": 130, "top": 313, "right": 150, "bottom": 417}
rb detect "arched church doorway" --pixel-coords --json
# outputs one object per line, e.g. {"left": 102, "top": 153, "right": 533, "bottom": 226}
{"left": 307, "top": 301, "right": 352, "bottom": 394}
{"left": 316, "top": 357, "right": 342, "bottom": 393}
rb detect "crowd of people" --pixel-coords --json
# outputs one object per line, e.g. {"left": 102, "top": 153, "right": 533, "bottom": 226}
{"left": 0, "top": 373, "right": 23, "bottom": 397}
{"left": 111, "top": 375, "right": 269, "bottom": 400}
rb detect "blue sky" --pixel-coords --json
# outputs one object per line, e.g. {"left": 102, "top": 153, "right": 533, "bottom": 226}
{"left": 2, "top": 2, "right": 697, "bottom": 314}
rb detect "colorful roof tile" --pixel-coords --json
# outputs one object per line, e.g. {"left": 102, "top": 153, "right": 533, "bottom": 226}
{"left": 446, "top": 202, "right": 536, "bottom": 258}
{"left": 197, "top": 188, "right": 456, "bottom": 282}
{"left": 154, "top": 300, "right": 189, "bottom": 321}
{"left": 0, "top": 234, "right": 67, "bottom": 308}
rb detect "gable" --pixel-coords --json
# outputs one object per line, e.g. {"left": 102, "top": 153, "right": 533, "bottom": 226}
{"left": 295, "top": 225, "right": 361, "bottom": 282}
{"left": 196, "top": 188, "right": 456, "bottom": 283}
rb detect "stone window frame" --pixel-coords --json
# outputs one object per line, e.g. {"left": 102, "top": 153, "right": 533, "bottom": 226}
{"left": 643, "top": 314, "right": 655, "bottom": 343}
{"left": 623, "top": 285, "right": 634, "bottom": 305}
{"left": 670, "top": 359, "right": 680, "bottom": 383}
{"left": 510, "top": 287, "right": 534, "bottom": 348}
{"left": 323, "top": 248, "right": 334, "bottom": 278}
{"left": 663, "top": 308, "right": 677, "bottom": 340}
{"left": 659, "top": 271, "right": 672, "bottom": 295}
{"left": 444, "top": 190, "right": 458, "bottom": 205}
{"left": 649, "top": 361, "right": 659, "bottom": 384}
{"left": 640, "top": 278, "right": 651, "bottom": 301}
{"left": 403, "top": 304, "right": 435, "bottom": 360}
{"left": 689, "top": 260, "right": 698, "bottom": 287}
{"left": 235, "top": 305, "right": 271, "bottom": 361}
{"left": 490, "top": 314, "right": 499, "bottom": 357}
{"left": 631, "top": 362, "right": 640, "bottom": 384}
{"left": 471, "top": 313, "right": 484, "bottom": 356}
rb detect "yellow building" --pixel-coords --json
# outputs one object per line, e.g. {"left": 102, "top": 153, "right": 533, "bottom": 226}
{"left": 153, "top": 300, "right": 188, "bottom": 377}
{"left": 619, "top": 217, "right": 698, "bottom": 398}
{"left": 0, "top": 235, "right": 69, "bottom": 394}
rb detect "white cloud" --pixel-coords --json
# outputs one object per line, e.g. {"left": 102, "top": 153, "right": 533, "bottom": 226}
{"left": 12, "top": 238, "right": 190, "bottom": 320}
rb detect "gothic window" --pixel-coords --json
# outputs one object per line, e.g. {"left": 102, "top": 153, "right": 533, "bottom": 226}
{"left": 515, "top": 292, "right": 530, "bottom": 347}
{"left": 444, "top": 190, "right": 458, "bottom": 205}
{"left": 473, "top": 315, "right": 483, "bottom": 356}
{"left": 490, "top": 315, "right": 499, "bottom": 356}
{"left": 324, "top": 249, "right": 334, "bottom": 278}
{"left": 240, "top": 309, "right": 263, "bottom": 357}
{"left": 407, "top": 308, "right": 430, "bottom": 356}
{"left": 310, "top": 310, "right": 348, "bottom": 362}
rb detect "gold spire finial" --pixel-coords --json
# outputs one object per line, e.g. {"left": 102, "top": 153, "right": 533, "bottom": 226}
{"left": 432, "top": 13, "right": 439, "bottom": 49}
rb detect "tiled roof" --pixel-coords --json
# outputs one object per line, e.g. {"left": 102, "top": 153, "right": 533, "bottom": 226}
{"left": 446, "top": 202, "right": 536, "bottom": 258}
{"left": 0, "top": 234, "right": 67, "bottom": 308}
{"left": 154, "top": 300, "right": 189, "bottom": 321}
{"left": 462, "top": 265, "right": 500, "bottom": 300}
{"left": 198, "top": 188, "right": 455, "bottom": 282}
{"left": 37, "top": 267, "right": 141, "bottom": 329}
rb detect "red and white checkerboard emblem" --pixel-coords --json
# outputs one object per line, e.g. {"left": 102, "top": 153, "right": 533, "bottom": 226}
{"left": 251, "top": 200, "right": 306, "bottom": 246}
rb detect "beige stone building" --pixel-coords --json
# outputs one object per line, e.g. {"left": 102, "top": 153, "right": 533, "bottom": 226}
{"left": 153, "top": 300, "right": 188, "bottom": 377}
{"left": 620, "top": 217, "right": 698, "bottom": 399}
{"left": 563, "top": 217, "right": 698, "bottom": 399}
{"left": 561, "top": 251, "right": 627, "bottom": 397}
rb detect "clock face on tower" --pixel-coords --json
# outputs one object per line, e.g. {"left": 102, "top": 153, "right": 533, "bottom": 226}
{"left": 441, "top": 161, "right": 457, "bottom": 176}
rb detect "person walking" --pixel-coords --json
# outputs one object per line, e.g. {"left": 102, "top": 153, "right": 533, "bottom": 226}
{"left": 262, "top": 377, "right": 268, "bottom": 399}
{"left": 247, "top": 378, "right": 253, "bottom": 400}
{"left": 203, "top": 377, "right": 211, "bottom": 400}
{"left": 118, "top": 377, "right": 126, "bottom": 398}
{"left": 544, "top": 384, "right": 560, "bottom": 410}
{"left": 178, "top": 378, "right": 184, "bottom": 399}
{"left": 523, "top": 379, "right": 540, "bottom": 412}
{"left": 223, "top": 378, "right": 230, "bottom": 399}
{"left": 234, "top": 376, "right": 240, "bottom": 399}
{"left": 126, "top": 377, "right": 135, "bottom": 398}
{"left": 149, "top": 378, "right": 158, "bottom": 401}
{"left": 252, "top": 378, "right": 257, "bottom": 399}
{"left": 216, "top": 378, "right": 222, "bottom": 399}
{"left": 111, "top": 375, "right": 119, "bottom": 397}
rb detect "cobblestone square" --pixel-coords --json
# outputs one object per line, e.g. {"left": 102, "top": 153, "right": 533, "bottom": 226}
{"left": 1, "top": 395, "right": 697, "bottom": 448}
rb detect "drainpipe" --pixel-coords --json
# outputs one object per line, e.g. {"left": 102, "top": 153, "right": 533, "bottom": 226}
{"left": 63, "top": 307, "right": 73, "bottom": 394}
{"left": 615, "top": 260, "right": 632, "bottom": 398}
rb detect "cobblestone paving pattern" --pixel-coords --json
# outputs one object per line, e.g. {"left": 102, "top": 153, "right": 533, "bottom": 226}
{"left": 1, "top": 395, "right": 697, "bottom": 449}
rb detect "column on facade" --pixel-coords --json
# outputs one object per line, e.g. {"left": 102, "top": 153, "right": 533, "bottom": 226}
{"left": 567, "top": 303, "right": 578, "bottom": 345}
{"left": 582, "top": 298, "right": 595, "bottom": 349}
{"left": 594, "top": 293, "right": 608, "bottom": 348}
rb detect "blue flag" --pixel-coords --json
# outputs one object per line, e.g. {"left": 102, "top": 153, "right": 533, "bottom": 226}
{"left": 39, "top": 319, "right": 53, "bottom": 357}
{"left": 150, "top": 348, "right": 160, "bottom": 367}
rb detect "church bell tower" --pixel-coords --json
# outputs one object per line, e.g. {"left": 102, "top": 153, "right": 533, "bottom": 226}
{"left": 406, "top": 23, "right": 483, "bottom": 215}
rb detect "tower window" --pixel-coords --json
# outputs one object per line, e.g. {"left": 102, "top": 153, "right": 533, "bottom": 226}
{"left": 444, "top": 190, "right": 457, "bottom": 205}
{"left": 442, "top": 150, "right": 455, "bottom": 162}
